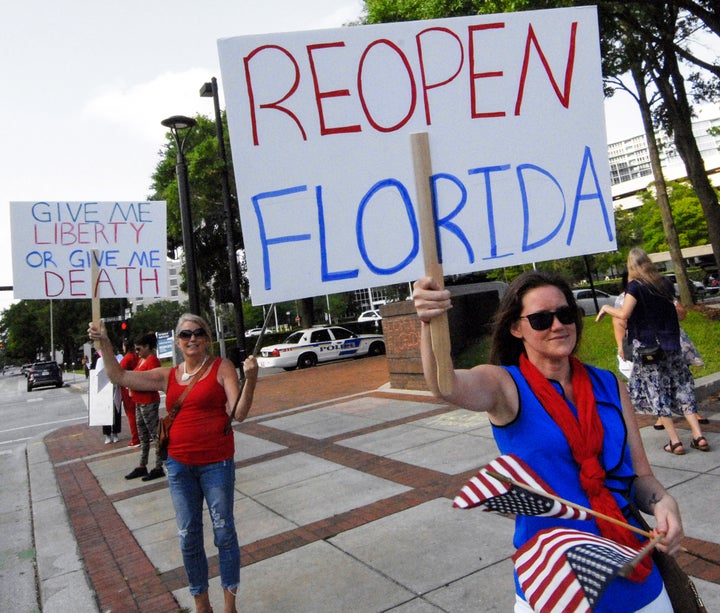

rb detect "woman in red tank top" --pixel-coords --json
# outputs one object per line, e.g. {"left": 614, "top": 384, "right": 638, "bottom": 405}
{"left": 89, "top": 313, "right": 258, "bottom": 613}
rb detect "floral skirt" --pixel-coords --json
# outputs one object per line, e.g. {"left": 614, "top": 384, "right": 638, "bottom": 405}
{"left": 628, "top": 348, "right": 697, "bottom": 417}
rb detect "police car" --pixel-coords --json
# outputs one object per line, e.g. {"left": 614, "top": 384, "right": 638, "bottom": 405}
{"left": 257, "top": 326, "right": 385, "bottom": 371}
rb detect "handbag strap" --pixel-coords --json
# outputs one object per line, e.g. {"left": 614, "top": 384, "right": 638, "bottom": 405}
{"left": 167, "top": 358, "right": 214, "bottom": 420}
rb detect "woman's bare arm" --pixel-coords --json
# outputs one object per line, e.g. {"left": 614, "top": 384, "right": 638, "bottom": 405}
{"left": 88, "top": 322, "right": 170, "bottom": 391}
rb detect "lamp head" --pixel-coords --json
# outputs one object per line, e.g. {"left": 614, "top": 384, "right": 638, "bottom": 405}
{"left": 161, "top": 115, "right": 197, "bottom": 130}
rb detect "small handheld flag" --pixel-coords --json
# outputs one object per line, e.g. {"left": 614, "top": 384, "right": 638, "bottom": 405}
{"left": 514, "top": 527, "right": 649, "bottom": 612}
{"left": 453, "top": 454, "right": 588, "bottom": 520}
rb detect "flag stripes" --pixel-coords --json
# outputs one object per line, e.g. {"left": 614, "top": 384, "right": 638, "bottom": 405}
{"left": 514, "top": 528, "right": 640, "bottom": 612}
{"left": 453, "top": 454, "right": 588, "bottom": 520}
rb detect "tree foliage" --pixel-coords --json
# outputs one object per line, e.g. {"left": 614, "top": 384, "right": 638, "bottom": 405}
{"left": 633, "top": 180, "right": 717, "bottom": 252}
{"left": 125, "top": 300, "right": 189, "bottom": 341}
{"left": 0, "top": 297, "right": 126, "bottom": 364}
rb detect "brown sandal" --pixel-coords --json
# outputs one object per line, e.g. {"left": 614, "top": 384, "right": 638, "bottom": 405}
{"left": 690, "top": 436, "right": 710, "bottom": 452}
{"left": 664, "top": 441, "right": 686, "bottom": 455}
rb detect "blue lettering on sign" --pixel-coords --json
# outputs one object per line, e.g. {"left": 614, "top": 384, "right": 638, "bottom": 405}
{"left": 316, "top": 185, "right": 358, "bottom": 283}
{"left": 356, "top": 178, "right": 419, "bottom": 275}
{"left": 252, "top": 185, "right": 312, "bottom": 290}
{"left": 249, "top": 145, "right": 613, "bottom": 293}
{"left": 517, "top": 164, "right": 566, "bottom": 251}
{"left": 567, "top": 146, "right": 612, "bottom": 245}
{"left": 467, "top": 164, "right": 513, "bottom": 260}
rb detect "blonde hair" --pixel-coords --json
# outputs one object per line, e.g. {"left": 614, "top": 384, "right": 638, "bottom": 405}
{"left": 626, "top": 247, "right": 663, "bottom": 287}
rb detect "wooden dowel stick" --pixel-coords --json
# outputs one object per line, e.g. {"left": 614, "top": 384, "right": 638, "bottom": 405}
{"left": 411, "top": 131, "right": 453, "bottom": 396}
{"left": 485, "top": 470, "right": 653, "bottom": 538}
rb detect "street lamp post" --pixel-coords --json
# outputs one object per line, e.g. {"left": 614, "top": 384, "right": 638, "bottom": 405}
{"left": 200, "top": 77, "right": 247, "bottom": 364}
{"left": 161, "top": 115, "right": 200, "bottom": 315}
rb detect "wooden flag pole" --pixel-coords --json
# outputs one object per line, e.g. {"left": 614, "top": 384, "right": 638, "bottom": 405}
{"left": 91, "top": 249, "right": 102, "bottom": 350}
{"left": 411, "top": 131, "right": 454, "bottom": 396}
{"left": 618, "top": 534, "right": 665, "bottom": 578}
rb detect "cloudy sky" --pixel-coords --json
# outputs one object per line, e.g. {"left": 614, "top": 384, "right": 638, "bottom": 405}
{"left": 0, "top": 1, "right": 689, "bottom": 314}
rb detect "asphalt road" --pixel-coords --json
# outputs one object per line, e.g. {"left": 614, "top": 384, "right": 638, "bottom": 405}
{"left": 0, "top": 368, "right": 88, "bottom": 448}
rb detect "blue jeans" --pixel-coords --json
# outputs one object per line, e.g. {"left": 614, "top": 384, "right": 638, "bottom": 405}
{"left": 165, "top": 456, "right": 240, "bottom": 595}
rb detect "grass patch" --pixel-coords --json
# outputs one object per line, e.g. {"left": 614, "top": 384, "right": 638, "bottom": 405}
{"left": 455, "top": 308, "right": 719, "bottom": 379}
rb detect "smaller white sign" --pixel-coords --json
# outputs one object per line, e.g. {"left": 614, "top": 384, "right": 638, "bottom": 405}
{"left": 10, "top": 201, "right": 167, "bottom": 300}
{"left": 157, "top": 331, "right": 175, "bottom": 360}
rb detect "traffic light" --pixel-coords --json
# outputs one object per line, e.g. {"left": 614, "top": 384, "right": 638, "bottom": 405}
{"left": 121, "top": 321, "right": 128, "bottom": 331}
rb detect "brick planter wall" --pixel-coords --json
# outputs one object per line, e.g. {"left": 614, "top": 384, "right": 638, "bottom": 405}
{"left": 379, "top": 282, "right": 507, "bottom": 391}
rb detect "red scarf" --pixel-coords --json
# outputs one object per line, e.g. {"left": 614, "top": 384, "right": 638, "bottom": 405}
{"left": 519, "top": 353, "right": 651, "bottom": 581}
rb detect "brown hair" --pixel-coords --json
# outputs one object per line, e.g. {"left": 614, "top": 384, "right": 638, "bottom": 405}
{"left": 489, "top": 270, "right": 582, "bottom": 366}
{"left": 134, "top": 331, "right": 157, "bottom": 350}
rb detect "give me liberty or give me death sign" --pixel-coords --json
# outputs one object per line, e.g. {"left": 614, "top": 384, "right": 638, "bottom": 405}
{"left": 218, "top": 6, "right": 615, "bottom": 305}
{"left": 10, "top": 200, "right": 167, "bottom": 300}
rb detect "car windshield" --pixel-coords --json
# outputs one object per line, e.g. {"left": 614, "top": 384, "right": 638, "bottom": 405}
{"left": 284, "top": 332, "right": 304, "bottom": 344}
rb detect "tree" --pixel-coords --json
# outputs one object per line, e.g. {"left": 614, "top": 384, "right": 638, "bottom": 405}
{"left": 604, "top": 2, "right": 720, "bottom": 276}
{"left": 128, "top": 301, "right": 188, "bottom": 340}
{"left": 634, "top": 180, "right": 716, "bottom": 252}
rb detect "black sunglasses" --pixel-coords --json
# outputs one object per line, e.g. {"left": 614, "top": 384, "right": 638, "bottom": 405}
{"left": 177, "top": 328, "right": 208, "bottom": 340}
{"left": 520, "top": 305, "right": 577, "bottom": 331}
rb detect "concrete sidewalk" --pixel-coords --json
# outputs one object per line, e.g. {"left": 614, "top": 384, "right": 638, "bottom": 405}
{"left": 12, "top": 359, "right": 720, "bottom": 611}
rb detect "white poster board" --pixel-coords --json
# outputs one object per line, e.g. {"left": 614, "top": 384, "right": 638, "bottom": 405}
{"left": 10, "top": 201, "right": 167, "bottom": 300}
{"left": 87, "top": 361, "right": 116, "bottom": 426}
{"left": 218, "top": 6, "right": 614, "bottom": 305}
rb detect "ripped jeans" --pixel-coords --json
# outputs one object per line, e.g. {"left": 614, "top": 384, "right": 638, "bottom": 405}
{"left": 165, "top": 456, "right": 239, "bottom": 596}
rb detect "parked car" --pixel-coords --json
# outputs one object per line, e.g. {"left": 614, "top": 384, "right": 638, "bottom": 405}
{"left": 357, "top": 310, "right": 382, "bottom": 322}
{"left": 245, "top": 328, "right": 264, "bottom": 337}
{"left": 571, "top": 289, "right": 618, "bottom": 316}
{"left": 663, "top": 273, "right": 706, "bottom": 299}
{"left": 27, "top": 361, "right": 63, "bottom": 391}
{"left": 257, "top": 326, "right": 385, "bottom": 371}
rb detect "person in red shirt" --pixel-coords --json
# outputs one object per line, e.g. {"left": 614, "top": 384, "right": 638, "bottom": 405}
{"left": 124, "top": 332, "right": 164, "bottom": 481}
{"left": 89, "top": 314, "right": 258, "bottom": 613}
{"left": 119, "top": 339, "right": 140, "bottom": 447}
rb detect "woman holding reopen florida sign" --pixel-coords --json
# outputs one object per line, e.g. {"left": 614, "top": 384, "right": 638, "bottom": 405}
{"left": 89, "top": 314, "right": 258, "bottom": 613}
{"left": 413, "top": 270, "right": 682, "bottom": 612}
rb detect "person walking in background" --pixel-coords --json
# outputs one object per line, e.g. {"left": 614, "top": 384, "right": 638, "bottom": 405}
{"left": 597, "top": 248, "right": 710, "bottom": 454}
{"left": 414, "top": 270, "right": 682, "bottom": 611}
{"left": 119, "top": 339, "right": 140, "bottom": 448}
{"left": 89, "top": 314, "right": 258, "bottom": 613}
{"left": 124, "top": 332, "right": 164, "bottom": 481}
{"left": 611, "top": 271, "right": 709, "bottom": 429}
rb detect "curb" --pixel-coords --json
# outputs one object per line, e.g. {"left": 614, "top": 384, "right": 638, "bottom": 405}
{"left": 28, "top": 435, "right": 98, "bottom": 613}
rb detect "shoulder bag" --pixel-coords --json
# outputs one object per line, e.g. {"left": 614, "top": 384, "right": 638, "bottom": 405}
{"left": 627, "top": 503, "right": 707, "bottom": 612}
{"left": 157, "top": 359, "right": 213, "bottom": 461}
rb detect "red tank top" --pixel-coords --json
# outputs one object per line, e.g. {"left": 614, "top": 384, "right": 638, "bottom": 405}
{"left": 131, "top": 354, "right": 161, "bottom": 404}
{"left": 165, "top": 357, "right": 233, "bottom": 465}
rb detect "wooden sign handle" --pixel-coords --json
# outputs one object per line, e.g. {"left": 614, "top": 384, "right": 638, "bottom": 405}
{"left": 91, "top": 250, "right": 102, "bottom": 350}
{"left": 411, "top": 132, "right": 454, "bottom": 396}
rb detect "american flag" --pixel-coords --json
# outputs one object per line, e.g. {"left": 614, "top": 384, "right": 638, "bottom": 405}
{"left": 514, "top": 527, "right": 642, "bottom": 612}
{"left": 453, "top": 454, "right": 588, "bottom": 520}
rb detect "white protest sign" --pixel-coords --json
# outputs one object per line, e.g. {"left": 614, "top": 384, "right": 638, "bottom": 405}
{"left": 87, "top": 360, "right": 116, "bottom": 426}
{"left": 10, "top": 201, "right": 167, "bottom": 300}
{"left": 218, "top": 6, "right": 613, "bottom": 305}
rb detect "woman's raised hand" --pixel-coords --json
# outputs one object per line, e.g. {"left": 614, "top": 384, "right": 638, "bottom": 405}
{"left": 413, "top": 277, "right": 452, "bottom": 323}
